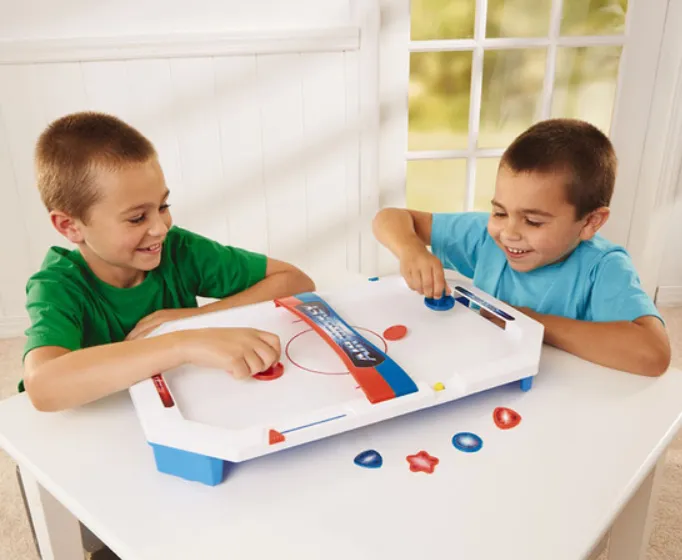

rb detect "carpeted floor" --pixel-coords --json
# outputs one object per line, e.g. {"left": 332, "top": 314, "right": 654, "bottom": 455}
{"left": 1, "top": 309, "right": 682, "bottom": 559}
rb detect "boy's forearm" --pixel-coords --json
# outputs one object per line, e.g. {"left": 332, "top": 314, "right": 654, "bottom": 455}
{"left": 198, "top": 269, "right": 315, "bottom": 313}
{"left": 25, "top": 332, "right": 188, "bottom": 411}
{"left": 372, "top": 208, "right": 426, "bottom": 258}
{"left": 520, "top": 308, "right": 670, "bottom": 377}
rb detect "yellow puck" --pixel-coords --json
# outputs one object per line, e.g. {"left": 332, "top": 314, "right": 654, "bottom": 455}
{"left": 433, "top": 382, "right": 445, "bottom": 392}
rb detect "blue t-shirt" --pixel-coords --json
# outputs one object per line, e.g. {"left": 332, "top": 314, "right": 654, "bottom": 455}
{"left": 431, "top": 212, "right": 660, "bottom": 323}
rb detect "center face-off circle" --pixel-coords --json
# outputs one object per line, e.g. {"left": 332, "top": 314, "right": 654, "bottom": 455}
{"left": 285, "top": 327, "right": 388, "bottom": 375}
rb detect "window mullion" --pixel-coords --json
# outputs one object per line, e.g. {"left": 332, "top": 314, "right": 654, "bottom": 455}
{"left": 541, "top": 0, "right": 564, "bottom": 119}
{"left": 465, "top": 0, "right": 488, "bottom": 211}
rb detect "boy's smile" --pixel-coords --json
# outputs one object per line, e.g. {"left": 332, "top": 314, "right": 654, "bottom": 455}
{"left": 487, "top": 165, "right": 609, "bottom": 272}
{"left": 136, "top": 243, "right": 163, "bottom": 255}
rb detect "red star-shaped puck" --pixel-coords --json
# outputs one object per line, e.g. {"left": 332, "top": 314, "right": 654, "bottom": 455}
{"left": 406, "top": 450, "right": 439, "bottom": 474}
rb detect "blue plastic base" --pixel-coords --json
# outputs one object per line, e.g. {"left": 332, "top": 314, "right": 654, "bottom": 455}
{"left": 519, "top": 376, "right": 533, "bottom": 392}
{"left": 150, "top": 444, "right": 228, "bottom": 486}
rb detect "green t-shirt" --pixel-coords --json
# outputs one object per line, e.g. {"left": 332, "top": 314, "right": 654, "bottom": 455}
{"left": 20, "top": 226, "right": 267, "bottom": 391}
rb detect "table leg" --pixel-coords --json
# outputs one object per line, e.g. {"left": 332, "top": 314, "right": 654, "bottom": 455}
{"left": 607, "top": 451, "right": 667, "bottom": 560}
{"left": 18, "top": 465, "right": 83, "bottom": 560}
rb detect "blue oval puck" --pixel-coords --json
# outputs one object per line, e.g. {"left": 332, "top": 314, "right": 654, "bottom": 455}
{"left": 452, "top": 432, "right": 483, "bottom": 453}
{"left": 354, "top": 449, "right": 383, "bottom": 468}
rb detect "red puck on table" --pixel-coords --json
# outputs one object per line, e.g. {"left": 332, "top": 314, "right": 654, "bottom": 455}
{"left": 253, "top": 362, "right": 284, "bottom": 381}
{"left": 383, "top": 325, "right": 408, "bottom": 341}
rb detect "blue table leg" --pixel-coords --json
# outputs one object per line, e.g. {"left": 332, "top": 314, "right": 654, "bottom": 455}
{"left": 519, "top": 377, "right": 533, "bottom": 392}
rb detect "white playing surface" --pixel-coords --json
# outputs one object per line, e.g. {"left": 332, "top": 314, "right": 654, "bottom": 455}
{"left": 129, "top": 275, "right": 543, "bottom": 462}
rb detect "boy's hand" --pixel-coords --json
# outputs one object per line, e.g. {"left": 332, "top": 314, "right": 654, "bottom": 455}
{"left": 372, "top": 207, "right": 448, "bottom": 299}
{"left": 400, "top": 244, "right": 449, "bottom": 299}
{"left": 126, "top": 308, "right": 201, "bottom": 341}
{"left": 23, "top": 326, "right": 282, "bottom": 412}
{"left": 183, "top": 328, "right": 282, "bottom": 379}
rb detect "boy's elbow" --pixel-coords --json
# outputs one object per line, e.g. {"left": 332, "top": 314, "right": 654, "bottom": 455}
{"left": 645, "top": 346, "right": 671, "bottom": 377}
{"left": 373, "top": 207, "right": 394, "bottom": 221}
{"left": 372, "top": 207, "right": 401, "bottom": 233}
{"left": 300, "top": 273, "right": 315, "bottom": 292}
{"left": 630, "top": 318, "right": 672, "bottom": 377}
{"left": 639, "top": 338, "right": 671, "bottom": 377}
{"left": 23, "top": 372, "right": 58, "bottom": 412}
{"left": 29, "top": 396, "right": 57, "bottom": 413}
{"left": 290, "top": 268, "right": 315, "bottom": 293}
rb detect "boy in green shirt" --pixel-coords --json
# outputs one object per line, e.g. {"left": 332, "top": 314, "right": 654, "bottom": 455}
{"left": 22, "top": 112, "right": 315, "bottom": 412}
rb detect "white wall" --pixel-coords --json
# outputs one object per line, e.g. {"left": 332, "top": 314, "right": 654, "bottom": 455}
{"left": 655, "top": 192, "right": 682, "bottom": 306}
{"left": 0, "top": 0, "right": 382, "bottom": 337}
{"left": 0, "top": 0, "right": 351, "bottom": 39}
{"left": 627, "top": 0, "right": 682, "bottom": 308}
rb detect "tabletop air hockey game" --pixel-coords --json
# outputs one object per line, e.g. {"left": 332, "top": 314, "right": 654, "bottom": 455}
{"left": 129, "top": 275, "right": 544, "bottom": 485}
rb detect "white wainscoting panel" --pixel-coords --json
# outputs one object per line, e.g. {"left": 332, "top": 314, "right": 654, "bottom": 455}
{"left": 0, "top": 26, "right": 372, "bottom": 336}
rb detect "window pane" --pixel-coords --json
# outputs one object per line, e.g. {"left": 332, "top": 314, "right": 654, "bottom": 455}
{"left": 486, "top": 0, "right": 552, "bottom": 38}
{"left": 409, "top": 51, "right": 472, "bottom": 151}
{"left": 561, "top": 0, "right": 628, "bottom": 36}
{"left": 479, "top": 49, "right": 546, "bottom": 149}
{"left": 411, "top": 0, "right": 475, "bottom": 40}
{"left": 406, "top": 159, "right": 467, "bottom": 212}
{"left": 474, "top": 158, "right": 501, "bottom": 211}
{"left": 551, "top": 46, "right": 622, "bottom": 133}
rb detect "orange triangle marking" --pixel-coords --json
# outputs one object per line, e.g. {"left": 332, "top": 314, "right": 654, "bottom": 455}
{"left": 269, "top": 429, "right": 285, "bottom": 445}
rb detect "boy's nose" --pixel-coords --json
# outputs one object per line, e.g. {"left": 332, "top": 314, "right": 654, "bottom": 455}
{"left": 148, "top": 214, "right": 169, "bottom": 237}
{"left": 501, "top": 222, "right": 522, "bottom": 241}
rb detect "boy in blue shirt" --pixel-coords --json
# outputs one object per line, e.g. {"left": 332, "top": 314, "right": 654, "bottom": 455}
{"left": 373, "top": 118, "right": 670, "bottom": 376}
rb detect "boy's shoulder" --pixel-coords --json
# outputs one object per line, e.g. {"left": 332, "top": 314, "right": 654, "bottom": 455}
{"left": 572, "top": 234, "right": 635, "bottom": 278}
{"left": 25, "top": 246, "right": 97, "bottom": 319}
{"left": 161, "top": 225, "right": 268, "bottom": 294}
{"left": 162, "top": 224, "right": 198, "bottom": 252}
{"left": 570, "top": 234, "right": 659, "bottom": 323}
{"left": 161, "top": 225, "right": 266, "bottom": 264}
{"left": 430, "top": 211, "right": 492, "bottom": 249}
{"left": 431, "top": 211, "right": 489, "bottom": 231}
{"left": 28, "top": 245, "right": 90, "bottom": 287}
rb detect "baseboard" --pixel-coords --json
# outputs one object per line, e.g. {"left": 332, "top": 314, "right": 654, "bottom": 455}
{"left": 655, "top": 286, "right": 682, "bottom": 307}
{"left": 0, "top": 316, "right": 29, "bottom": 339}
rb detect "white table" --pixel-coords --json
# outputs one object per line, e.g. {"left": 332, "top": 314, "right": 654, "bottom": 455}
{"left": 1, "top": 345, "right": 681, "bottom": 560}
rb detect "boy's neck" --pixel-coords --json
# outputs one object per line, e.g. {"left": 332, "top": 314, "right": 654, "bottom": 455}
{"left": 78, "top": 247, "right": 146, "bottom": 289}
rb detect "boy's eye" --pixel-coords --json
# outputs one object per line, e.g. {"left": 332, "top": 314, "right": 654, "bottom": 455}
{"left": 128, "top": 204, "right": 170, "bottom": 224}
{"left": 525, "top": 219, "right": 543, "bottom": 227}
{"left": 492, "top": 211, "right": 507, "bottom": 218}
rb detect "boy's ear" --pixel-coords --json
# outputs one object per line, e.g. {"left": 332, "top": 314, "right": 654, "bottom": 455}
{"left": 50, "top": 211, "right": 84, "bottom": 244}
{"left": 579, "top": 207, "right": 610, "bottom": 240}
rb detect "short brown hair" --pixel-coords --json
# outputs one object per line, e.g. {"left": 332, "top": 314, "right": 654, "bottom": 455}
{"left": 500, "top": 118, "right": 617, "bottom": 218}
{"left": 35, "top": 112, "right": 157, "bottom": 221}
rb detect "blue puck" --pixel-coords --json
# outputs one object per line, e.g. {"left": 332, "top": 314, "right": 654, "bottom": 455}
{"left": 424, "top": 293, "right": 455, "bottom": 311}
{"left": 452, "top": 432, "right": 483, "bottom": 453}
{"left": 354, "top": 449, "right": 383, "bottom": 469}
